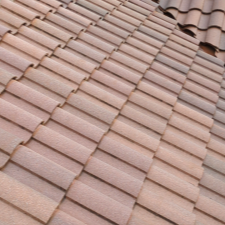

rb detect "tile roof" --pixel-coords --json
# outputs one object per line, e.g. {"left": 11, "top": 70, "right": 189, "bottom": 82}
{"left": 159, "top": 0, "right": 225, "bottom": 62}
{"left": 0, "top": 0, "right": 225, "bottom": 225}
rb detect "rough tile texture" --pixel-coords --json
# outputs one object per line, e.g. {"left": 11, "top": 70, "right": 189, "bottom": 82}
{"left": 0, "top": 0, "right": 224, "bottom": 225}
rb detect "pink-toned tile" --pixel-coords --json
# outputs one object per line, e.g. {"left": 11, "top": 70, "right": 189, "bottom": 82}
{"left": 155, "top": 146, "right": 203, "bottom": 179}
{"left": 67, "top": 180, "right": 132, "bottom": 225}
{"left": 111, "top": 119, "right": 159, "bottom": 151}
{"left": 33, "top": 125, "right": 92, "bottom": 164}
{"left": 3, "top": 162, "right": 65, "bottom": 203}
{"left": 0, "top": 199, "right": 42, "bottom": 225}
{"left": 60, "top": 198, "right": 114, "bottom": 225}
{"left": 84, "top": 156, "right": 143, "bottom": 197}
{"left": 78, "top": 172, "right": 135, "bottom": 209}
{"left": 138, "top": 187, "right": 196, "bottom": 225}
{"left": 0, "top": 98, "right": 43, "bottom": 132}
{"left": 48, "top": 209, "right": 86, "bottom": 225}
{"left": 11, "top": 145, "right": 76, "bottom": 189}
{"left": 0, "top": 171, "right": 58, "bottom": 223}
{"left": 147, "top": 165, "right": 199, "bottom": 202}
{"left": 99, "top": 135, "right": 152, "bottom": 172}
{"left": 26, "top": 139, "right": 84, "bottom": 175}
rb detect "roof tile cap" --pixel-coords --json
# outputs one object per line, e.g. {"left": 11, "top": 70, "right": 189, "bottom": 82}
{"left": 188, "top": 0, "right": 204, "bottom": 10}
{"left": 164, "top": 0, "right": 182, "bottom": 9}
{"left": 141, "top": 0, "right": 158, "bottom": 7}
{"left": 169, "top": 114, "right": 211, "bottom": 142}
{"left": 212, "top": 0, "right": 225, "bottom": 11}
{"left": 184, "top": 9, "right": 201, "bottom": 27}
{"left": 67, "top": 39, "right": 107, "bottom": 63}
{"left": 205, "top": 27, "right": 221, "bottom": 48}
{"left": 0, "top": 117, "right": 32, "bottom": 143}
{"left": 208, "top": 11, "right": 224, "bottom": 28}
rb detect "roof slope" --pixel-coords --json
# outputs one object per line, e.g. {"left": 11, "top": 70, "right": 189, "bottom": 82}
{"left": 159, "top": 0, "right": 225, "bottom": 61}
{"left": 0, "top": 0, "right": 225, "bottom": 225}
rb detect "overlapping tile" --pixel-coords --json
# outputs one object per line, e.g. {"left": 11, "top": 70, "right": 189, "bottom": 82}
{"left": 0, "top": 0, "right": 225, "bottom": 225}
{"left": 0, "top": 171, "right": 58, "bottom": 223}
{"left": 160, "top": 0, "right": 225, "bottom": 63}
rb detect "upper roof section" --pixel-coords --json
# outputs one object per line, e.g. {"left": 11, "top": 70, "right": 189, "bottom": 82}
{"left": 159, "top": 0, "right": 225, "bottom": 62}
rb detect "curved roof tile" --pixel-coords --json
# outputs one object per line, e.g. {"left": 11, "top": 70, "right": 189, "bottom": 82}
{"left": 160, "top": 0, "right": 225, "bottom": 62}
{"left": 0, "top": 1, "right": 224, "bottom": 225}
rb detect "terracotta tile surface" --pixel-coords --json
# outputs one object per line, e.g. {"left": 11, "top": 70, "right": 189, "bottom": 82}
{"left": 11, "top": 145, "right": 76, "bottom": 189}
{"left": 0, "top": 0, "right": 225, "bottom": 225}
{"left": 160, "top": 0, "right": 225, "bottom": 62}
{"left": 0, "top": 171, "right": 58, "bottom": 223}
{"left": 67, "top": 180, "right": 132, "bottom": 225}
{"left": 0, "top": 199, "right": 43, "bottom": 225}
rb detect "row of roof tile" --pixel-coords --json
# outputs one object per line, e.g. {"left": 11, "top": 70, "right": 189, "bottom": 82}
{"left": 0, "top": 0, "right": 225, "bottom": 225}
